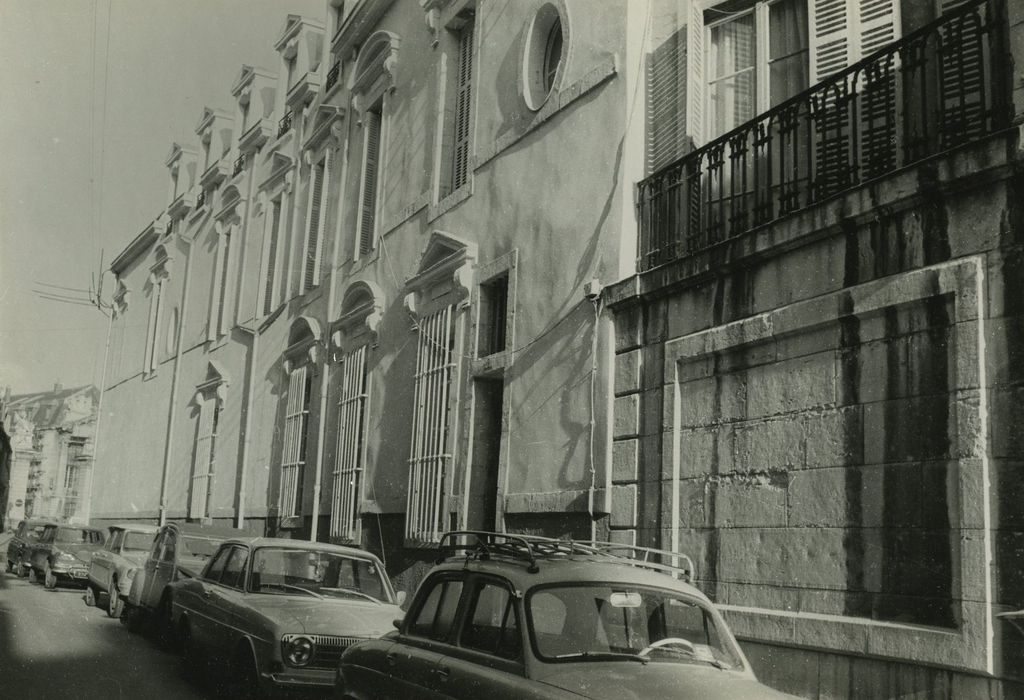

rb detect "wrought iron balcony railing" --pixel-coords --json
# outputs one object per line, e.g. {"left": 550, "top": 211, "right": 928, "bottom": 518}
{"left": 195, "top": 189, "right": 207, "bottom": 209}
{"left": 278, "top": 111, "right": 293, "bottom": 138}
{"left": 636, "top": 0, "right": 1010, "bottom": 273}
{"left": 325, "top": 61, "right": 341, "bottom": 93}
{"left": 233, "top": 153, "right": 246, "bottom": 176}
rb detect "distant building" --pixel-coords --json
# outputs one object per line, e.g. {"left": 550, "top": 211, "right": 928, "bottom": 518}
{"left": 2, "top": 385, "right": 99, "bottom": 525}
{"left": 94, "top": 0, "right": 1024, "bottom": 697}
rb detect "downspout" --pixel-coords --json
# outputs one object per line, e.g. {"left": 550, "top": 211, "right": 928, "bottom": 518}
{"left": 158, "top": 227, "right": 195, "bottom": 526}
{"left": 310, "top": 118, "right": 350, "bottom": 543}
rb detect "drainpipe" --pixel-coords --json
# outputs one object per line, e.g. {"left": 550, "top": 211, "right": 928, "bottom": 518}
{"left": 158, "top": 228, "right": 195, "bottom": 526}
{"left": 309, "top": 118, "right": 350, "bottom": 543}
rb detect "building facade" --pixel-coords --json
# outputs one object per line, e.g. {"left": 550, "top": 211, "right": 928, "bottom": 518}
{"left": 2, "top": 385, "right": 99, "bottom": 525}
{"left": 94, "top": 0, "right": 1023, "bottom": 696}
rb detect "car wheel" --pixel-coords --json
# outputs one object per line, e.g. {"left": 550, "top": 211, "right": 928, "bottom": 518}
{"left": 44, "top": 562, "right": 57, "bottom": 590}
{"left": 107, "top": 581, "right": 123, "bottom": 619}
{"left": 178, "top": 618, "right": 205, "bottom": 683}
{"left": 156, "top": 594, "right": 177, "bottom": 648}
{"left": 123, "top": 604, "right": 146, "bottom": 633}
{"left": 84, "top": 584, "right": 98, "bottom": 607}
{"left": 28, "top": 566, "right": 38, "bottom": 584}
{"left": 14, "top": 560, "right": 25, "bottom": 578}
{"left": 232, "top": 643, "right": 270, "bottom": 700}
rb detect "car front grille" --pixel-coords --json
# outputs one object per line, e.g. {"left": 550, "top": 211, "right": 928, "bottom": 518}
{"left": 310, "top": 635, "right": 367, "bottom": 669}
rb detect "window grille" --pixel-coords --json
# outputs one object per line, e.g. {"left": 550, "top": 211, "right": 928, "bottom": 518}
{"left": 190, "top": 397, "right": 218, "bottom": 520}
{"left": 330, "top": 345, "right": 369, "bottom": 541}
{"left": 406, "top": 305, "right": 460, "bottom": 543}
{"left": 263, "top": 198, "right": 282, "bottom": 315}
{"left": 358, "top": 110, "right": 382, "bottom": 257}
{"left": 451, "top": 24, "right": 474, "bottom": 193}
{"left": 280, "top": 365, "right": 311, "bottom": 518}
{"left": 304, "top": 156, "right": 328, "bottom": 293}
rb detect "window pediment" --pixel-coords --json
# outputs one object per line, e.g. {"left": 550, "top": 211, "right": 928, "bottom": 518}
{"left": 331, "top": 280, "right": 385, "bottom": 353}
{"left": 193, "top": 360, "right": 230, "bottom": 407}
{"left": 214, "top": 184, "right": 246, "bottom": 226}
{"left": 302, "top": 104, "right": 347, "bottom": 151}
{"left": 350, "top": 30, "right": 401, "bottom": 111}
{"left": 283, "top": 315, "right": 322, "bottom": 370}
{"left": 404, "top": 230, "right": 476, "bottom": 316}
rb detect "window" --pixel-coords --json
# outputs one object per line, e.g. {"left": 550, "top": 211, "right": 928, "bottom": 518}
{"left": 406, "top": 304, "right": 460, "bottom": 542}
{"left": 478, "top": 275, "right": 508, "bottom": 357}
{"left": 210, "top": 228, "right": 234, "bottom": 339}
{"left": 357, "top": 105, "right": 382, "bottom": 258}
{"left": 222, "top": 547, "right": 249, "bottom": 589}
{"left": 280, "top": 365, "right": 312, "bottom": 518}
{"left": 408, "top": 577, "right": 464, "bottom": 641}
{"left": 161, "top": 533, "right": 177, "bottom": 563}
{"left": 263, "top": 197, "right": 283, "bottom": 315}
{"left": 706, "top": 0, "right": 808, "bottom": 136}
{"left": 303, "top": 154, "right": 329, "bottom": 293}
{"left": 190, "top": 395, "right": 218, "bottom": 520}
{"left": 444, "top": 20, "right": 474, "bottom": 197}
{"left": 330, "top": 345, "right": 369, "bottom": 541}
{"left": 204, "top": 546, "right": 232, "bottom": 581}
{"left": 523, "top": 4, "right": 564, "bottom": 110}
{"left": 144, "top": 251, "right": 169, "bottom": 374}
{"left": 462, "top": 580, "right": 521, "bottom": 660}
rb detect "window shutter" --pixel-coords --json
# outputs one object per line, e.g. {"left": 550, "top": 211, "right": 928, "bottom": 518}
{"left": 263, "top": 200, "right": 281, "bottom": 315}
{"left": 359, "top": 112, "right": 382, "bottom": 257}
{"left": 647, "top": 28, "right": 686, "bottom": 172}
{"left": 331, "top": 345, "right": 369, "bottom": 541}
{"left": 935, "top": 0, "right": 987, "bottom": 145}
{"left": 452, "top": 25, "right": 474, "bottom": 192}
{"left": 304, "top": 160, "right": 326, "bottom": 293}
{"left": 859, "top": 0, "right": 900, "bottom": 58}
{"left": 216, "top": 232, "right": 231, "bottom": 335}
{"left": 685, "top": 2, "right": 704, "bottom": 146}
{"left": 151, "top": 281, "right": 164, "bottom": 372}
{"left": 809, "top": 0, "right": 852, "bottom": 83}
{"left": 191, "top": 398, "right": 216, "bottom": 520}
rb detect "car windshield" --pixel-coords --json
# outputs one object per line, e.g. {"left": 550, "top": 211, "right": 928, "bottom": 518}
{"left": 123, "top": 532, "right": 154, "bottom": 551}
{"left": 56, "top": 528, "right": 102, "bottom": 544}
{"left": 180, "top": 536, "right": 222, "bottom": 558}
{"left": 25, "top": 526, "right": 45, "bottom": 542}
{"left": 248, "top": 547, "right": 390, "bottom": 602}
{"left": 526, "top": 584, "right": 743, "bottom": 669}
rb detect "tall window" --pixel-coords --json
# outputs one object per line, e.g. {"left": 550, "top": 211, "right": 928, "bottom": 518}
{"left": 303, "top": 155, "right": 329, "bottom": 293}
{"left": 406, "top": 305, "right": 459, "bottom": 542}
{"left": 706, "top": 0, "right": 809, "bottom": 136}
{"left": 190, "top": 397, "right": 218, "bottom": 520}
{"left": 62, "top": 437, "right": 87, "bottom": 521}
{"left": 357, "top": 105, "right": 382, "bottom": 258}
{"left": 280, "top": 365, "right": 312, "bottom": 518}
{"left": 210, "top": 228, "right": 234, "bottom": 340}
{"left": 330, "top": 346, "right": 369, "bottom": 541}
{"left": 144, "top": 251, "right": 169, "bottom": 374}
{"left": 263, "top": 197, "right": 283, "bottom": 315}
{"left": 449, "top": 23, "right": 474, "bottom": 195}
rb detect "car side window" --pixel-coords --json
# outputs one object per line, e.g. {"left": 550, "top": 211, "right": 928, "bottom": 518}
{"left": 149, "top": 533, "right": 164, "bottom": 560}
{"left": 161, "top": 533, "right": 177, "bottom": 563}
{"left": 204, "top": 546, "right": 232, "bottom": 582}
{"left": 408, "top": 577, "right": 464, "bottom": 642}
{"left": 107, "top": 531, "right": 123, "bottom": 552}
{"left": 460, "top": 579, "right": 522, "bottom": 660}
{"left": 221, "top": 547, "right": 249, "bottom": 589}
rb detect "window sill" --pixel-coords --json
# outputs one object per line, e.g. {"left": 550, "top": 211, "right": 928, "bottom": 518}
{"left": 428, "top": 181, "right": 472, "bottom": 223}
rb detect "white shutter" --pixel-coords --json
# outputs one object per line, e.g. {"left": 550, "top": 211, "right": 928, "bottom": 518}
{"left": 859, "top": 0, "right": 901, "bottom": 58}
{"left": 330, "top": 346, "right": 369, "bottom": 541}
{"left": 216, "top": 232, "right": 232, "bottom": 335}
{"left": 809, "top": 0, "right": 852, "bottom": 83}
{"left": 280, "top": 365, "right": 310, "bottom": 518}
{"left": 191, "top": 398, "right": 216, "bottom": 520}
{"left": 263, "top": 199, "right": 281, "bottom": 315}
{"left": 685, "top": 1, "right": 704, "bottom": 146}
{"left": 303, "top": 158, "right": 326, "bottom": 293}
{"left": 358, "top": 112, "right": 382, "bottom": 257}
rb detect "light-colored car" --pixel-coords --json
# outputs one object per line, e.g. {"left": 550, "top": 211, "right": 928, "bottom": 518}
{"left": 27, "top": 523, "right": 106, "bottom": 589}
{"left": 169, "top": 537, "right": 403, "bottom": 697}
{"left": 5, "top": 519, "right": 53, "bottom": 577}
{"left": 123, "top": 521, "right": 247, "bottom": 634}
{"left": 86, "top": 523, "right": 159, "bottom": 617}
{"left": 336, "top": 531, "right": 803, "bottom": 700}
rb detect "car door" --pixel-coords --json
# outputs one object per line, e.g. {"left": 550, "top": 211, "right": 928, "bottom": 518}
{"left": 442, "top": 576, "right": 531, "bottom": 700}
{"left": 206, "top": 545, "right": 250, "bottom": 651}
{"left": 89, "top": 529, "right": 119, "bottom": 591}
{"left": 141, "top": 530, "right": 171, "bottom": 608}
{"left": 385, "top": 574, "right": 467, "bottom": 699}
{"left": 30, "top": 526, "right": 55, "bottom": 573}
{"left": 187, "top": 545, "right": 232, "bottom": 649}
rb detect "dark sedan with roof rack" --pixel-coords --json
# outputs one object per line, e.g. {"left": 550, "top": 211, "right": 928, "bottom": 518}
{"left": 335, "top": 530, "right": 802, "bottom": 700}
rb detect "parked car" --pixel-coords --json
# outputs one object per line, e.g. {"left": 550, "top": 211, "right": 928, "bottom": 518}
{"left": 5, "top": 519, "right": 53, "bottom": 577}
{"left": 86, "top": 523, "right": 159, "bottom": 617}
{"left": 336, "top": 531, "right": 802, "bottom": 700}
{"left": 27, "top": 523, "right": 107, "bottom": 589}
{"left": 169, "top": 537, "right": 403, "bottom": 697}
{"left": 122, "top": 521, "right": 247, "bottom": 634}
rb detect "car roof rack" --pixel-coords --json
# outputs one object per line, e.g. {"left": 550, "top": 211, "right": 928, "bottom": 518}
{"left": 437, "top": 530, "right": 696, "bottom": 582}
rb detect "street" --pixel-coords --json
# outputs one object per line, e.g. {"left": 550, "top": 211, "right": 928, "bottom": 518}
{"left": 0, "top": 567, "right": 219, "bottom": 699}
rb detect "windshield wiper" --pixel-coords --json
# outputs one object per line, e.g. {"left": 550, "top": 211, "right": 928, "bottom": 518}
{"left": 553, "top": 651, "right": 648, "bottom": 665}
{"left": 321, "top": 587, "right": 380, "bottom": 603}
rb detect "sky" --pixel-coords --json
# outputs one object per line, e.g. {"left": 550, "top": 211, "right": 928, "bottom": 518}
{"left": 0, "top": 0, "right": 324, "bottom": 396}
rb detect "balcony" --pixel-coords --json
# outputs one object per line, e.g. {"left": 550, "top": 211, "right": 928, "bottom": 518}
{"left": 199, "top": 159, "right": 232, "bottom": 190}
{"left": 167, "top": 190, "right": 196, "bottom": 219}
{"left": 285, "top": 70, "right": 323, "bottom": 109}
{"left": 325, "top": 60, "right": 341, "bottom": 93}
{"left": 238, "top": 119, "right": 274, "bottom": 155}
{"left": 233, "top": 153, "right": 247, "bottom": 176}
{"left": 636, "top": 0, "right": 1010, "bottom": 273}
{"left": 195, "top": 189, "right": 207, "bottom": 209}
{"left": 278, "top": 111, "right": 293, "bottom": 138}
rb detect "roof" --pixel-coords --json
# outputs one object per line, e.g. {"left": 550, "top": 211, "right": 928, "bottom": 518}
{"left": 5, "top": 386, "right": 98, "bottom": 429}
{"left": 46, "top": 523, "right": 106, "bottom": 533}
{"left": 107, "top": 523, "right": 160, "bottom": 534}
{"left": 219, "top": 536, "right": 386, "bottom": 562}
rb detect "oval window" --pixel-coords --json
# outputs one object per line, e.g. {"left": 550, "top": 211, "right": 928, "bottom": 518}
{"left": 523, "top": 4, "right": 564, "bottom": 111}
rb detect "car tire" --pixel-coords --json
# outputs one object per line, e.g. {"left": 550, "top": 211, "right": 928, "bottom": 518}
{"left": 28, "top": 566, "right": 38, "bottom": 584}
{"left": 84, "top": 584, "right": 98, "bottom": 607}
{"left": 124, "top": 604, "right": 146, "bottom": 633}
{"left": 107, "top": 581, "right": 123, "bottom": 619}
{"left": 44, "top": 562, "right": 57, "bottom": 590}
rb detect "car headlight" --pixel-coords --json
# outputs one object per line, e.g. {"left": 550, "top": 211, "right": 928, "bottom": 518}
{"left": 282, "top": 635, "right": 315, "bottom": 667}
{"left": 56, "top": 552, "right": 77, "bottom": 565}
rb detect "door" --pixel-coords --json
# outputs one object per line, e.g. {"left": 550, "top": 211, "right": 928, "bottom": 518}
{"left": 442, "top": 576, "right": 527, "bottom": 700}
{"left": 188, "top": 545, "right": 232, "bottom": 650}
{"left": 467, "top": 379, "right": 504, "bottom": 531}
{"left": 387, "top": 575, "right": 466, "bottom": 699}
{"left": 207, "top": 546, "right": 250, "bottom": 652}
{"left": 143, "top": 530, "right": 176, "bottom": 609}
{"left": 90, "top": 529, "right": 119, "bottom": 590}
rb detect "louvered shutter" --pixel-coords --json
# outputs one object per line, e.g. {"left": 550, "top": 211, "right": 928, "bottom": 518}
{"left": 330, "top": 346, "right": 369, "bottom": 541}
{"left": 304, "top": 160, "right": 325, "bottom": 293}
{"left": 358, "top": 112, "right": 381, "bottom": 257}
{"left": 216, "top": 232, "right": 231, "bottom": 335}
{"left": 685, "top": 1, "right": 704, "bottom": 146}
{"left": 935, "top": 0, "right": 986, "bottom": 146}
{"left": 263, "top": 200, "right": 281, "bottom": 315}
{"left": 452, "top": 25, "right": 474, "bottom": 192}
{"left": 647, "top": 28, "right": 686, "bottom": 172}
{"left": 809, "top": 0, "right": 852, "bottom": 82}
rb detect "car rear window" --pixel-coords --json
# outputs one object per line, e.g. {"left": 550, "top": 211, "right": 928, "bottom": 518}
{"left": 123, "top": 532, "right": 154, "bottom": 551}
{"left": 56, "top": 528, "right": 103, "bottom": 544}
{"left": 180, "top": 536, "right": 221, "bottom": 558}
